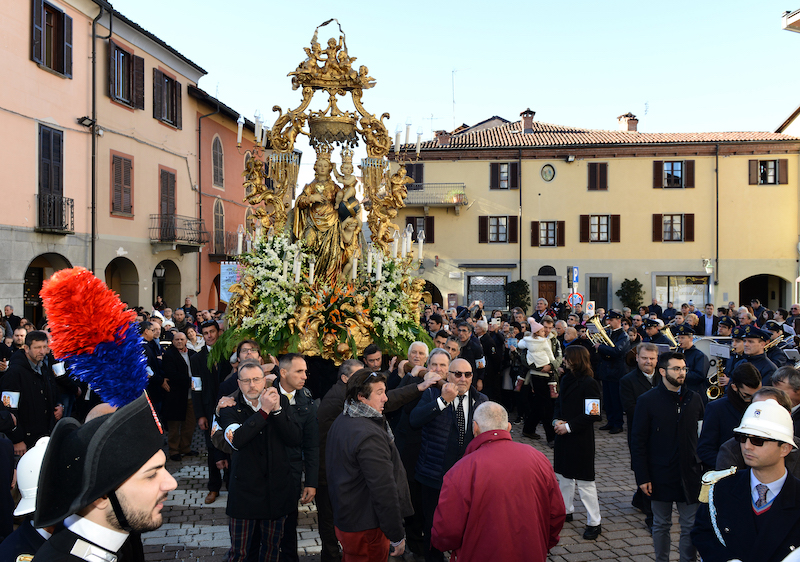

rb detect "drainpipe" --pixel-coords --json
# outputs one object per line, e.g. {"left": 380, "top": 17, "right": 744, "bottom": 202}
{"left": 715, "top": 144, "right": 719, "bottom": 287}
{"left": 518, "top": 148, "right": 523, "bottom": 281}
{"left": 197, "top": 102, "right": 220, "bottom": 297}
{"left": 91, "top": 5, "right": 112, "bottom": 273}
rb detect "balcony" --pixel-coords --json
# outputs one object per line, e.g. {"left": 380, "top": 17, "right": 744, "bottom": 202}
{"left": 148, "top": 214, "right": 209, "bottom": 255}
{"left": 405, "top": 183, "right": 468, "bottom": 214}
{"left": 36, "top": 194, "right": 74, "bottom": 234}
{"left": 209, "top": 231, "right": 240, "bottom": 262}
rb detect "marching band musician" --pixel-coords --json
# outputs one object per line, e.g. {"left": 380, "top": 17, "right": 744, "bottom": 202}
{"left": 725, "top": 326, "right": 747, "bottom": 379}
{"left": 673, "top": 325, "right": 710, "bottom": 402}
{"left": 642, "top": 319, "right": 671, "bottom": 346}
{"left": 594, "top": 310, "right": 630, "bottom": 435}
{"left": 716, "top": 316, "right": 735, "bottom": 338}
{"left": 733, "top": 326, "right": 778, "bottom": 386}
{"left": 764, "top": 321, "right": 791, "bottom": 369}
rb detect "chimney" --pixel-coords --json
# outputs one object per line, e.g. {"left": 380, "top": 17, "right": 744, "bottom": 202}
{"left": 435, "top": 130, "right": 451, "bottom": 146}
{"left": 520, "top": 108, "right": 535, "bottom": 133}
{"left": 617, "top": 112, "right": 638, "bottom": 132}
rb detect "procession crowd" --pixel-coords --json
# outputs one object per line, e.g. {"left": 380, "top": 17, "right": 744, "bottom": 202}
{"left": 0, "top": 294, "right": 796, "bottom": 561}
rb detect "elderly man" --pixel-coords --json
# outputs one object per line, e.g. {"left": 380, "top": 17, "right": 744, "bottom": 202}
{"left": 692, "top": 399, "right": 800, "bottom": 562}
{"left": 531, "top": 298, "right": 548, "bottom": 324}
{"left": 220, "top": 360, "right": 302, "bottom": 561}
{"left": 3, "top": 306, "right": 20, "bottom": 332}
{"left": 455, "top": 322, "right": 485, "bottom": 390}
{"left": 410, "top": 358, "right": 488, "bottom": 562}
{"left": 772, "top": 367, "right": 800, "bottom": 435}
{"left": 326, "top": 369, "right": 412, "bottom": 560}
{"left": 431, "top": 402, "right": 565, "bottom": 562}
{"left": 161, "top": 331, "right": 197, "bottom": 461}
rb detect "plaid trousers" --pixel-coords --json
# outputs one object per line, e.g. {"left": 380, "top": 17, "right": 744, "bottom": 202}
{"left": 228, "top": 515, "right": 286, "bottom": 562}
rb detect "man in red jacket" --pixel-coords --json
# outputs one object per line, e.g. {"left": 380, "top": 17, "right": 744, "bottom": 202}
{"left": 431, "top": 401, "right": 565, "bottom": 561}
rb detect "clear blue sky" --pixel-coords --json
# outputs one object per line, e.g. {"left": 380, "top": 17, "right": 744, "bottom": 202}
{"left": 112, "top": 0, "right": 800, "bottom": 180}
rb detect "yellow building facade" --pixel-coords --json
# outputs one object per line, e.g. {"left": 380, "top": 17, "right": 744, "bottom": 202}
{"left": 392, "top": 112, "right": 800, "bottom": 312}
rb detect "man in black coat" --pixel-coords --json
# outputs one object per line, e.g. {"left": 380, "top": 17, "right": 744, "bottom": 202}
{"left": 631, "top": 351, "right": 704, "bottom": 562}
{"left": 455, "top": 322, "right": 486, "bottom": 388}
{"left": 692, "top": 399, "right": 800, "bottom": 562}
{"left": 594, "top": 310, "right": 630, "bottom": 434}
{"left": 219, "top": 360, "right": 302, "bottom": 561}
{"left": 190, "top": 320, "right": 232, "bottom": 504}
{"left": 474, "top": 320, "right": 502, "bottom": 401}
{"left": 0, "top": 330, "right": 61, "bottom": 456}
{"left": 139, "top": 321, "right": 165, "bottom": 413}
{"left": 161, "top": 331, "right": 197, "bottom": 461}
{"left": 3, "top": 306, "right": 20, "bottom": 332}
{"left": 674, "top": 324, "right": 710, "bottom": 401}
{"left": 733, "top": 326, "right": 778, "bottom": 386}
{"left": 772, "top": 367, "right": 800, "bottom": 436}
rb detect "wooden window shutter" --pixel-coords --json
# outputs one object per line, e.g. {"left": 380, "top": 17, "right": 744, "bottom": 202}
{"left": 748, "top": 160, "right": 758, "bottom": 185}
{"left": 168, "top": 172, "right": 176, "bottom": 212}
{"left": 652, "top": 214, "right": 663, "bottom": 242}
{"left": 32, "top": 0, "right": 44, "bottom": 63}
{"left": 425, "top": 216, "right": 434, "bottom": 243}
{"left": 510, "top": 162, "right": 519, "bottom": 189}
{"left": 530, "top": 221, "right": 539, "bottom": 247}
{"left": 490, "top": 163, "right": 499, "bottom": 189}
{"left": 588, "top": 163, "right": 598, "bottom": 191}
{"left": 610, "top": 215, "right": 621, "bottom": 243}
{"left": 39, "top": 126, "right": 51, "bottom": 195}
{"left": 478, "top": 216, "right": 488, "bottom": 243}
{"left": 556, "top": 221, "right": 565, "bottom": 246}
{"left": 63, "top": 14, "right": 73, "bottom": 78}
{"left": 153, "top": 69, "right": 164, "bottom": 121}
{"left": 122, "top": 158, "right": 132, "bottom": 213}
{"left": 108, "top": 41, "right": 117, "bottom": 100}
{"left": 684, "top": 160, "right": 695, "bottom": 188}
{"left": 160, "top": 170, "right": 168, "bottom": 214}
{"left": 779, "top": 159, "right": 789, "bottom": 185}
{"left": 683, "top": 214, "right": 695, "bottom": 242}
{"left": 653, "top": 161, "right": 663, "bottom": 188}
{"left": 133, "top": 56, "right": 145, "bottom": 110}
{"left": 598, "top": 163, "right": 608, "bottom": 190}
{"left": 175, "top": 80, "right": 182, "bottom": 129}
{"left": 112, "top": 156, "right": 122, "bottom": 211}
{"left": 51, "top": 129, "right": 63, "bottom": 194}
{"left": 508, "top": 216, "right": 518, "bottom": 243}
{"left": 579, "top": 215, "right": 590, "bottom": 243}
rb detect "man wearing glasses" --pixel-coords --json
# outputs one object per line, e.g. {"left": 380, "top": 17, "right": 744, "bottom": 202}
{"left": 409, "top": 358, "right": 488, "bottom": 562}
{"left": 692, "top": 399, "right": 800, "bottom": 562}
{"left": 631, "top": 351, "right": 704, "bottom": 562}
{"left": 219, "top": 360, "right": 302, "bottom": 561}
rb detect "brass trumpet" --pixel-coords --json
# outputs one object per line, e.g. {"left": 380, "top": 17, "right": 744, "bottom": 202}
{"left": 706, "top": 357, "right": 725, "bottom": 400}
{"left": 660, "top": 325, "right": 679, "bottom": 349}
{"left": 764, "top": 334, "right": 790, "bottom": 351}
{"left": 587, "top": 315, "right": 615, "bottom": 347}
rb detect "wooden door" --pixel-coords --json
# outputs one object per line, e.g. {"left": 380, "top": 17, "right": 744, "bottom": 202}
{"left": 538, "top": 281, "right": 556, "bottom": 308}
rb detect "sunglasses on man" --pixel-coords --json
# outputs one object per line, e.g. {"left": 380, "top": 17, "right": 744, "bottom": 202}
{"left": 734, "top": 433, "right": 778, "bottom": 447}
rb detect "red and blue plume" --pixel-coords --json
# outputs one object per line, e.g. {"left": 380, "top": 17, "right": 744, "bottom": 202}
{"left": 39, "top": 267, "right": 148, "bottom": 407}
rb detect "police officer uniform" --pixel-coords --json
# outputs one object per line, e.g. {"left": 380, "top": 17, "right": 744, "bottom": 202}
{"left": 764, "top": 321, "right": 790, "bottom": 368}
{"left": 595, "top": 310, "right": 631, "bottom": 433}
{"left": 642, "top": 318, "right": 671, "bottom": 346}
{"left": 673, "top": 325, "right": 710, "bottom": 400}
{"left": 732, "top": 326, "right": 778, "bottom": 386}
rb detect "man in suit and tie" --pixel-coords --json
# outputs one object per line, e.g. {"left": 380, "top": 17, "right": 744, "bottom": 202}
{"left": 410, "top": 358, "right": 488, "bottom": 562}
{"left": 692, "top": 399, "right": 800, "bottom": 562}
{"left": 190, "top": 320, "right": 232, "bottom": 504}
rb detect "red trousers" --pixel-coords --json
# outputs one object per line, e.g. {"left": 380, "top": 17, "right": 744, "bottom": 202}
{"left": 334, "top": 527, "right": 390, "bottom": 562}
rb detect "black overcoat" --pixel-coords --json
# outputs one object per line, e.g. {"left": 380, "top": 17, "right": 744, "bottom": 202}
{"left": 160, "top": 345, "right": 196, "bottom": 422}
{"left": 553, "top": 372, "right": 602, "bottom": 481}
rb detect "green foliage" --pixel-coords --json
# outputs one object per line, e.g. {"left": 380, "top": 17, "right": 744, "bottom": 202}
{"left": 615, "top": 278, "right": 644, "bottom": 310}
{"left": 506, "top": 279, "right": 531, "bottom": 313}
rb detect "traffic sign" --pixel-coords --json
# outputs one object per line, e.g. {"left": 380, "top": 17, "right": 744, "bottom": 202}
{"left": 586, "top": 301, "right": 595, "bottom": 316}
{"left": 568, "top": 292, "right": 584, "bottom": 307}
{"left": 572, "top": 266, "right": 579, "bottom": 285}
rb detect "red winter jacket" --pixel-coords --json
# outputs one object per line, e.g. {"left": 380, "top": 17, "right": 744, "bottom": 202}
{"left": 431, "top": 429, "right": 565, "bottom": 562}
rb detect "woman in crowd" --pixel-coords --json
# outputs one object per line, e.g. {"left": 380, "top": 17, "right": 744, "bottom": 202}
{"left": 184, "top": 325, "right": 204, "bottom": 352}
{"left": 553, "top": 345, "right": 603, "bottom": 541}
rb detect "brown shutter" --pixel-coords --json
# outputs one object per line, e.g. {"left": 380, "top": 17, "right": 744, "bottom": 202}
{"left": 490, "top": 163, "right": 499, "bottom": 189}
{"left": 779, "top": 159, "right": 789, "bottom": 185}
{"left": 684, "top": 214, "right": 695, "bottom": 242}
{"left": 63, "top": 14, "right": 73, "bottom": 78}
{"left": 588, "top": 163, "right": 597, "bottom": 191}
{"left": 51, "top": 129, "right": 63, "bottom": 195}
{"left": 478, "top": 216, "right": 488, "bottom": 243}
{"left": 653, "top": 161, "right": 663, "bottom": 188}
{"left": 39, "top": 126, "right": 51, "bottom": 196}
{"left": 175, "top": 80, "right": 182, "bottom": 129}
{"left": 610, "top": 215, "right": 621, "bottom": 243}
{"left": 112, "top": 155, "right": 122, "bottom": 211}
{"left": 508, "top": 216, "right": 518, "bottom": 243}
{"left": 123, "top": 158, "right": 132, "bottom": 213}
{"left": 530, "top": 221, "right": 539, "bottom": 247}
{"left": 108, "top": 41, "right": 117, "bottom": 100}
{"left": 32, "top": 0, "right": 43, "bottom": 63}
{"left": 684, "top": 160, "right": 695, "bottom": 188}
{"left": 556, "top": 221, "right": 565, "bottom": 246}
{"left": 748, "top": 160, "right": 758, "bottom": 185}
{"left": 425, "top": 216, "right": 434, "bottom": 243}
{"left": 652, "top": 214, "right": 663, "bottom": 242}
{"left": 153, "top": 69, "right": 163, "bottom": 121}
{"left": 599, "top": 162, "right": 608, "bottom": 190}
{"left": 133, "top": 56, "right": 145, "bottom": 110}
{"left": 579, "top": 215, "right": 590, "bottom": 243}
{"left": 510, "top": 162, "right": 519, "bottom": 189}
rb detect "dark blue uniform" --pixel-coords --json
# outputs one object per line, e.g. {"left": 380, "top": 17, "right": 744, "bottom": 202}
{"left": 733, "top": 354, "right": 777, "bottom": 386}
{"left": 596, "top": 327, "right": 631, "bottom": 430}
{"left": 683, "top": 345, "right": 710, "bottom": 400}
{"left": 696, "top": 393, "right": 746, "bottom": 467}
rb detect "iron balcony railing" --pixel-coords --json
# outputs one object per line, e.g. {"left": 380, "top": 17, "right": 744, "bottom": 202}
{"left": 36, "top": 194, "right": 74, "bottom": 234}
{"left": 405, "top": 183, "right": 468, "bottom": 207}
{"left": 212, "top": 230, "right": 240, "bottom": 256}
{"left": 148, "top": 214, "right": 209, "bottom": 246}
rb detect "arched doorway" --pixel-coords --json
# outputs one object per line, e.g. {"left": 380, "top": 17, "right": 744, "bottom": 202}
{"left": 24, "top": 253, "right": 72, "bottom": 327}
{"left": 152, "top": 260, "right": 181, "bottom": 311}
{"left": 105, "top": 257, "right": 139, "bottom": 307}
{"left": 424, "top": 280, "right": 443, "bottom": 308}
{"left": 739, "top": 274, "right": 789, "bottom": 311}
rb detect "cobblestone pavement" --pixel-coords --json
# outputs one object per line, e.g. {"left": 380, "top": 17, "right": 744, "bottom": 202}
{"left": 144, "top": 418, "right": 685, "bottom": 561}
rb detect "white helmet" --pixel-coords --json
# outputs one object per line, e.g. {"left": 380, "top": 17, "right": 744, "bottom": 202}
{"left": 734, "top": 400, "right": 796, "bottom": 449}
{"left": 14, "top": 436, "right": 50, "bottom": 516}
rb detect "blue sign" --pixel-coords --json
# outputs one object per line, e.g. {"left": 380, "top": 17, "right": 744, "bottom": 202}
{"left": 572, "top": 266, "right": 579, "bottom": 284}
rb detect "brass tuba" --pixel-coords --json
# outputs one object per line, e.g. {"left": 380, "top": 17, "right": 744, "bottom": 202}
{"left": 587, "top": 315, "right": 615, "bottom": 347}
{"left": 660, "top": 325, "right": 679, "bottom": 349}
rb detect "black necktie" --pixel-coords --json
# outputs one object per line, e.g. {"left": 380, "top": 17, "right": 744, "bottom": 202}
{"left": 455, "top": 395, "right": 465, "bottom": 448}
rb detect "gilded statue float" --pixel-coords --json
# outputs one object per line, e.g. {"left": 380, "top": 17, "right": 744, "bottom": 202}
{"left": 215, "top": 20, "right": 429, "bottom": 366}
